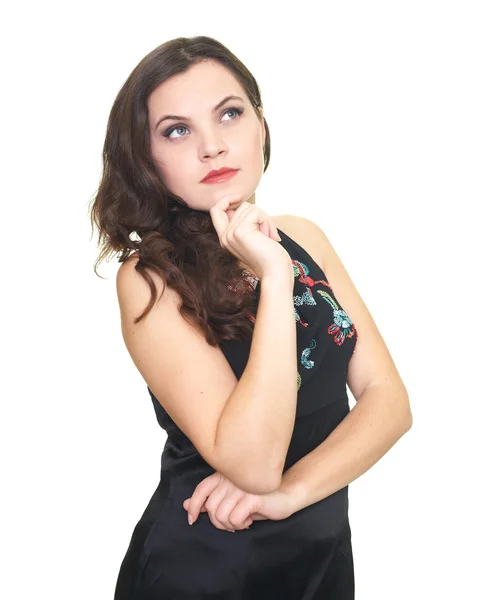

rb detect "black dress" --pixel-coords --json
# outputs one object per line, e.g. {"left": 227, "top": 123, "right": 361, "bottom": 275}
{"left": 114, "top": 227, "right": 358, "bottom": 599}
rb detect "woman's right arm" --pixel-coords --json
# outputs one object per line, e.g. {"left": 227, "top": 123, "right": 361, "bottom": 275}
{"left": 214, "top": 269, "right": 297, "bottom": 494}
{"left": 116, "top": 256, "right": 296, "bottom": 495}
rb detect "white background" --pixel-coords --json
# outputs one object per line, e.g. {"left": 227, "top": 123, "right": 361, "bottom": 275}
{"left": 2, "top": 1, "right": 475, "bottom": 598}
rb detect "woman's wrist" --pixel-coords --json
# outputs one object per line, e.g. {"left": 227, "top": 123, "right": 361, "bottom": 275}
{"left": 279, "top": 473, "right": 308, "bottom": 516}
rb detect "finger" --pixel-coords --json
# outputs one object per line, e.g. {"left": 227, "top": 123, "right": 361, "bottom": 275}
{"left": 260, "top": 219, "right": 270, "bottom": 238}
{"left": 225, "top": 201, "right": 253, "bottom": 233}
{"left": 271, "top": 225, "right": 281, "bottom": 241}
{"left": 205, "top": 487, "right": 234, "bottom": 531}
{"left": 227, "top": 203, "right": 276, "bottom": 245}
{"left": 222, "top": 492, "right": 261, "bottom": 531}
{"left": 215, "top": 491, "right": 245, "bottom": 531}
{"left": 229, "top": 496, "right": 260, "bottom": 529}
{"left": 208, "top": 511, "right": 234, "bottom": 532}
{"left": 226, "top": 204, "right": 266, "bottom": 243}
{"left": 184, "top": 499, "right": 208, "bottom": 516}
{"left": 254, "top": 207, "right": 270, "bottom": 238}
{"left": 188, "top": 474, "right": 222, "bottom": 524}
{"left": 239, "top": 516, "right": 253, "bottom": 529}
{"left": 184, "top": 498, "right": 206, "bottom": 512}
{"left": 210, "top": 195, "right": 243, "bottom": 241}
{"left": 225, "top": 199, "right": 251, "bottom": 224}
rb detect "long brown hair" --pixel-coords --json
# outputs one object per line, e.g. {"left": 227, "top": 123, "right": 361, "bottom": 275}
{"left": 88, "top": 36, "right": 271, "bottom": 346}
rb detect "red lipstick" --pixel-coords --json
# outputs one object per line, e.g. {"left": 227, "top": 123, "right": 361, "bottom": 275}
{"left": 201, "top": 167, "right": 239, "bottom": 184}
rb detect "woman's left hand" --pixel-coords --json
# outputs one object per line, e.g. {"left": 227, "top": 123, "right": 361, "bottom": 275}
{"left": 182, "top": 471, "right": 295, "bottom": 532}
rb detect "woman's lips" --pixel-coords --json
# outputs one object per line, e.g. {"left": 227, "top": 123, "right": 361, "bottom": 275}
{"left": 202, "top": 170, "right": 238, "bottom": 184}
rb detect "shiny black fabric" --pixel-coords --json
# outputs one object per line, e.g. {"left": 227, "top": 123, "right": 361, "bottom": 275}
{"left": 114, "top": 228, "right": 358, "bottom": 599}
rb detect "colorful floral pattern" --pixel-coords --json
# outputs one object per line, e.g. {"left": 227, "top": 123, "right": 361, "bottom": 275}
{"left": 230, "top": 256, "right": 358, "bottom": 390}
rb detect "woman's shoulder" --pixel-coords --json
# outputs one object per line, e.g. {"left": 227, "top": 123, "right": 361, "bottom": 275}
{"left": 116, "top": 251, "right": 142, "bottom": 284}
{"left": 116, "top": 251, "right": 180, "bottom": 309}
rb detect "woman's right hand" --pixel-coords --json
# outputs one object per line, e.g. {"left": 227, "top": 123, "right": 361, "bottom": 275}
{"left": 210, "top": 194, "right": 293, "bottom": 283}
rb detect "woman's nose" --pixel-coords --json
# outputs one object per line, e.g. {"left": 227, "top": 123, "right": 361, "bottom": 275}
{"left": 199, "top": 131, "right": 228, "bottom": 159}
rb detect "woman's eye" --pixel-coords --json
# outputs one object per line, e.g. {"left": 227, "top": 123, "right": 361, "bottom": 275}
{"left": 163, "top": 106, "right": 244, "bottom": 140}
{"left": 165, "top": 126, "right": 187, "bottom": 140}
{"left": 223, "top": 107, "right": 243, "bottom": 121}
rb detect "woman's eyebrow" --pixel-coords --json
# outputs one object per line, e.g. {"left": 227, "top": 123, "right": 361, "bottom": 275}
{"left": 154, "top": 95, "right": 245, "bottom": 130}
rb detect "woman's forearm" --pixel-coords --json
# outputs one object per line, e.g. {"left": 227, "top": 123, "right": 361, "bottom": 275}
{"left": 215, "top": 270, "right": 297, "bottom": 494}
{"left": 279, "top": 383, "right": 413, "bottom": 514}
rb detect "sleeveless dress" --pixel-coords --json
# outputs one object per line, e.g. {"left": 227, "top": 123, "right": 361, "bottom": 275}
{"left": 114, "top": 227, "right": 358, "bottom": 599}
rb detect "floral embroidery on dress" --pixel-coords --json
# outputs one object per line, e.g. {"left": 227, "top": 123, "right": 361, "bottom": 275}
{"left": 293, "top": 288, "right": 315, "bottom": 327}
{"left": 291, "top": 259, "right": 357, "bottom": 348}
{"left": 301, "top": 339, "right": 317, "bottom": 369}
{"left": 228, "top": 257, "right": 358, "bottom": 391}
{"left": 297, "top": 338, "right": 318, "bottom": 391}
{"left": 226, "top": 270, "right": 259, "bottom": 323}
{"left": 227, "top": 270, "right": 258, "bottom": 294}
{"left": 315, "top": 290, "right": 357, "bottom": 346}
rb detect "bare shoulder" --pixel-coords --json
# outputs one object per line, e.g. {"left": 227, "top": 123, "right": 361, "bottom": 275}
{"left": 116, "top": 251, "right": 181, "bottom": 318}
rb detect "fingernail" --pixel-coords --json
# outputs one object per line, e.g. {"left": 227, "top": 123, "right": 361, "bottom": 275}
{"left": 278, "top": 234, "right": 282, "bottom": 242}
{"left": 188, "top": 515, "right": 193, "bottom": 525}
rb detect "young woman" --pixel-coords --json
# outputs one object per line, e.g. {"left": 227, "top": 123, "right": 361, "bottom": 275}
{"left": 90, "top": 35, "right": 412, "bottom": 599}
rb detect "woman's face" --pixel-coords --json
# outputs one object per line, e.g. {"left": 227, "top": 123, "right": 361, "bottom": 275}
{"left": 148, "top": 60, "right": 266, "bottom": 212}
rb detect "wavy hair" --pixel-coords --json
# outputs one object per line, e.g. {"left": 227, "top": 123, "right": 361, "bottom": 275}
{"left": 88, "top": 36, "right": 271, "bottom": 346}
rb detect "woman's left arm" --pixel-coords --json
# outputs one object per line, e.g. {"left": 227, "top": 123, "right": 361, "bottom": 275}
{"left": 276, "top": 216, "right": 413, "bottom": 515}
{"left": 280, "top": 382, "right": 412, "bottom": 515}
